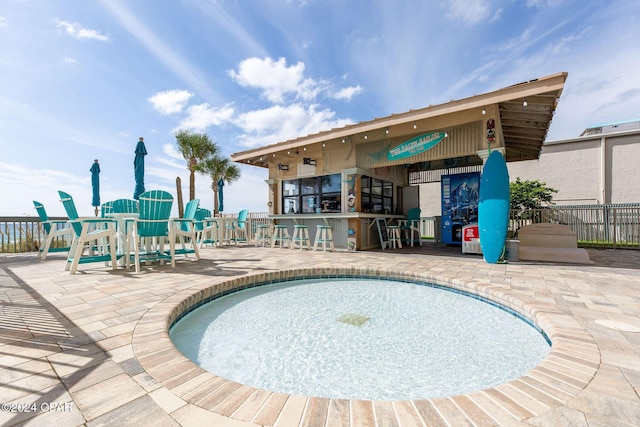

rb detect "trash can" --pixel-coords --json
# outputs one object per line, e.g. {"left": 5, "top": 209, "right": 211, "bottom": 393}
{"left": 505, "top": 239, "right": 519, "bottom": 262}
{"left": 461, "top": 224, "right": 482, "bottom": 254}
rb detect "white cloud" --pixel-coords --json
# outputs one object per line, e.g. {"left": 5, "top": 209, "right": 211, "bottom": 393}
{"left": 161, "top": 143, "right": 186, "bottom": 163}
{"left": 148, "top": 89, "right": 194, "bottom": 115}
{"left": 175, "top": 103, "right": 235, "bottom": 132}
{"left": 228, "top": 57, "right": 314, "bottom": 103}
{"left": 234, "top": 103, "right": 353, "bottom": 148}
{"left": 55, "top": 19, "right": 109, "bottom": 41}
{"left": 0, "top": 16, "right": 8, "bottom": 29}
{"left": 445, "top": 0, "right": 490, "bottom": 24}
{"left": 331, "top": 85, "right": 363, "bottom": 101}
{"left": 64, "top": 57, "right": 77, "bottom": 64}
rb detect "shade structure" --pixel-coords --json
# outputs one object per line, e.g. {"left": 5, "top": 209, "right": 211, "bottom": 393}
{"left": 90, "top": 159, "right": 100, "bottom": 216}
{"left": 133, "top": 137, "right": 147, "bottom": 200}
{"left": 217, "top": 178, "right": 224, "bottom": 212}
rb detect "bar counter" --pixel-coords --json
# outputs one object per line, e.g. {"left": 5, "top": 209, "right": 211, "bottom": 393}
{"left": 270, "top": 212, "right": 405, "bottom": 250}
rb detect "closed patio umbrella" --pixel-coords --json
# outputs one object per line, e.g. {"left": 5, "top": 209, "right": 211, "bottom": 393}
{"left": 91, "top": 159, "right": 100, "bottom": 216}
{"left": 217, "top": 178, "right": 224, "bottom": 212}
{"left": 133, "top": 137, "right": 147, "bottom": 200}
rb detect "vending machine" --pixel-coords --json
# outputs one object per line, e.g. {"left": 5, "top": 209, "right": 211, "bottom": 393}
{"left": 441, "top": 172, "right": 480, "bottom": 245}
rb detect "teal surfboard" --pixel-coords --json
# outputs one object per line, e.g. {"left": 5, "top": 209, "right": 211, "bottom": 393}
{"left": 478, "top": 151, "right": 510, "bottom": 263}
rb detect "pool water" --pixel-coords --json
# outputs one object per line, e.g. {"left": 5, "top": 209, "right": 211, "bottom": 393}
{"left": 170, "top": 278, "right": 550, "bottom": 400}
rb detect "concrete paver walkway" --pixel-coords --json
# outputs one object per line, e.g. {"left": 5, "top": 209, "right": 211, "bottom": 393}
{"left": 1, "top": 245, "right": 639, "bottom": 426}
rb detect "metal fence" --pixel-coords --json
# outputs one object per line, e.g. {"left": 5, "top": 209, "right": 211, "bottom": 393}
{"left": 508, "top": 204, "right": 640, "bottom": 249}
{"left": 3, "top": 205, "right": 640, "bottom": 253}
{"left": 0, "top": 216, "right": 69, "bottom": 253}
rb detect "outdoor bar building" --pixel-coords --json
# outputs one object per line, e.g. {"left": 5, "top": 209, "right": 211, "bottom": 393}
{"left": 231, "top": 72, "right": 567, "bottom": 250}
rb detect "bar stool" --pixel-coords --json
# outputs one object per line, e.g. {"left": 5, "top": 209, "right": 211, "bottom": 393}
{"left": 254, "top": 223, "right": 272, "bottom": 247}
{"left": 271, "top": 224, "right": 291, "bottom": 248}
{"left": 387, "top": 225, "right": 402, "bottom": 249}
{"left": 291, "top": 224, "right": 311, "bottom": 250}
{"left": 313, "top": 224, "right": 335, "bottom": 252}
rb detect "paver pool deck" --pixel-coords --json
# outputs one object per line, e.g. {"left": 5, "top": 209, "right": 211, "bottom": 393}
{"left": 1, "top": 244, "right": 639, "bottom": 426}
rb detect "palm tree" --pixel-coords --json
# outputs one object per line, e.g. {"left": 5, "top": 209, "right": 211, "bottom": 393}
{"left": 201, "top": 156, "right": 241, "bottom": 215}
{"left": 174, "top": 130, "right": 218, "bottom": 201}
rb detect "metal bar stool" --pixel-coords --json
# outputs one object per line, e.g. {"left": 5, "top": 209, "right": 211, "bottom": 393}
{"left": 254, "top": 223, "right": 272, "bottom": 247}
{"left": 313, "top": 224, "right": 335, "bottom": 252}
{"left": 291, "top": 224, "right": 311, "bottom": 250}
{"left": 271, "top": 224, "right": 291, "bottom": 248}
{"left": 387, "top": 225, "right": 402, "bottom": 249}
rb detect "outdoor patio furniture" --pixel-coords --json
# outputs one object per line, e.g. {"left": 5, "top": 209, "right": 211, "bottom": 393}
{"left": 271, "top": 224, "right": 291, "bottom": 248}
{"left": 32, "top": 200, "right": 72, "bottom": 259}
{"left": 57, "top": 191, "right": 118, "bottom": 274}
{"left": 313, "top": 224, "right": 335, "bottom": 252}
{"left": 171, "top": 198, "right": 200, "bottom": 263}
{"left": 194, "top": 208, "right": 211, "bottom": 246}
{"left": 106, "top": 199, "right": 140, "bottom": 266}
{"left": 291, "top": 224, "right": 311, "bottom": 250}
{"left": 100, "top": 201, "right": 114, "bottom": 217}
{"left": 130, "top": 190, "right": 175, "bottom": 272}
{"left": 387, "top": 224, "right": 402, "bottom": 249}
{"left": 400, "top": 207, "right": 422, "bottom": 247}
{"left": 199, "top": 214, "right": 221, "bottom": 248}
{"left": 112, "top": 198, "right": 139, "bottom": 214}
{"left": 225, "top": 209, "right": 249, "bottom": 244}
{"left": 254, "top": 222, "right": 272, "bottom": 247}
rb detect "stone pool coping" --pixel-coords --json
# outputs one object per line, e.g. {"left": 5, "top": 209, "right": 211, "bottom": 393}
{"left": 132, "top": 267, "right": 599, "bottom": 426}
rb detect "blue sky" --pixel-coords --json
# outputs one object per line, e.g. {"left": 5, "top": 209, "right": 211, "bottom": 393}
{"left": 1, "top": 0, "right": 639, "bottom": 217}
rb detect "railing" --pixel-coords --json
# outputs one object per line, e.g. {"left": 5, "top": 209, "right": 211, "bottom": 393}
{"left": 419, "top": 217, "right": 440, "bottom": 241}
{"left": 218, "top": 212, "right": 271, "bottom": 241}
{"left": 3, "top": 206, "right": 640, "bottom": 252}
{"left": 0, "top": 216, "right": 69, "bottom": 253}
{"left": 509, "top": 204, "right": 640, "bottom": 249}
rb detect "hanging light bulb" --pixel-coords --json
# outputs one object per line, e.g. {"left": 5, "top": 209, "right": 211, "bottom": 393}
{"left": 413, "top": 123, "right": 417, "bottom": 129}
{"left": 482, "top": 107, "right": 486, "bottom": 115}
{"left": 523, "top": 100, "right": 528, "bottom": 107}
{"left": 385, "top": 128, "right": 389, "bottom": 134}
{"left": 364, "top": 134, "right": 368, "bottom": 140}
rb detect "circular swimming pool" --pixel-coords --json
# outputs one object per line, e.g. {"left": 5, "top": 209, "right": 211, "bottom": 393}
{"left": 170, "top": 277, "right": 550, "bottom": 400}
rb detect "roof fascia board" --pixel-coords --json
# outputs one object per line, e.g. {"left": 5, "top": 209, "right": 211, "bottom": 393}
{"left": 232, "top": 72, "right": 567, "bottom": 161}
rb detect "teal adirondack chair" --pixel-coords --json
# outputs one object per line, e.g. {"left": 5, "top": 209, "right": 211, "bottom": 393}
{"left": 109, "top": 198, "right": 140, "bottom": 262}
{"left": 57, "top": 191, "right": 118, "bottom": 274}
{"left": 226, "top": 209, "right": 249, "bottom": 244}
{"left": 171, "top": 198, "right": 200, "bottom": 262}
{"left": 100, "top": 201, "right": 114, "bottom": 217}
{"left": 33, "top": 200, "right": 72, "bottom": 259}
{"left": 400, "top": 207, "right": 422, "bottom": 247}
{"left": 194, "top": 208, "right": 211, "bottom": 247}
{"left": 131, "top": 190, "right": 174, "bottom": 272}
{"left": 198, "top": 209, "right": 221, "bottom": 248}
{"left": 112, "top": 199, "right": 139, "bottom": 214}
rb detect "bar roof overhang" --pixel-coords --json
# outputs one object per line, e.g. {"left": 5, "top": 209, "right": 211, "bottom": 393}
{"left": 231, "top": 72, "right": 568, "bottom": 168}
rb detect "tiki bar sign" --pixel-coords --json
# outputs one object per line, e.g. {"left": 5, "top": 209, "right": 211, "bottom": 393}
{"left": 387, "top": 131, "right": 446, "bottom": 161}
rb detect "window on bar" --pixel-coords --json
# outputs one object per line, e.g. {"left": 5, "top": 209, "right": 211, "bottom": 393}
{"left": 361, "top": 176, "right": 395, "bottom": 214}
{"left": 282, "top": 173, "right": 342, "bottom": 214}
